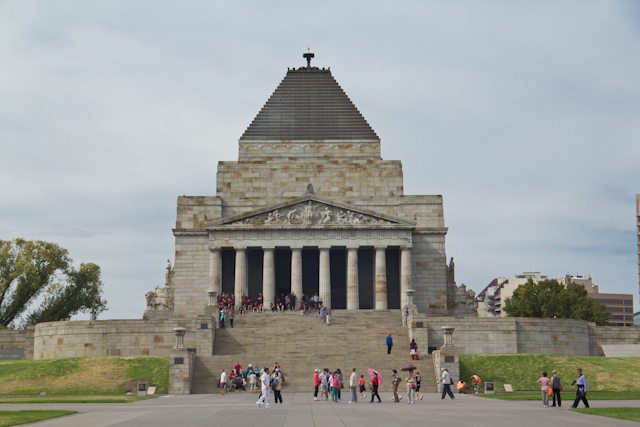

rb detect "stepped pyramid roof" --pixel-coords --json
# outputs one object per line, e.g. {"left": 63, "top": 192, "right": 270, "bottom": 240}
{"left": 240, "top": 53, "right": 379, "bottom": 142}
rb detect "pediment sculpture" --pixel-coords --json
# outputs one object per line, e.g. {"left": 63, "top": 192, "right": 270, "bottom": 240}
{"left": 230, "top": 201, "right": 394, "bottom": 226}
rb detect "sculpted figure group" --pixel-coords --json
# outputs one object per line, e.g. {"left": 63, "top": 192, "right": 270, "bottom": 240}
{"left": 234, "top": 203, "right": 392, "bottom": 226}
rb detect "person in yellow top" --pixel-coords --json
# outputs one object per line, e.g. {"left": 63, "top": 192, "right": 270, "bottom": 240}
{"left": 471, "top": 375, "right": 481, "bottom": 393}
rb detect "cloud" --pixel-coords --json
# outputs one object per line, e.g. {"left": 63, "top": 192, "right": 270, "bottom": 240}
{"left": 1, "top": 0, "right": 639, "bottom": 320}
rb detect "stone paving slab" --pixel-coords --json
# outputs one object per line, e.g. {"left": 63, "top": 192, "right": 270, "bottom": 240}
{"left": 2, "top": 393, "right": 640, "bottom": 426}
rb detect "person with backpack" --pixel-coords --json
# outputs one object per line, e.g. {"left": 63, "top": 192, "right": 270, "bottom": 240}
{"left": 438, "top": 368, "right": 455, "bottom": 400}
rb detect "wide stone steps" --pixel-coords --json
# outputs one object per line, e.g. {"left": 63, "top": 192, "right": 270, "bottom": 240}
{"left": 192, "top": 309, "right": 437, "bottom": 394}
{"left": 192, "top": 354, "right": 438, "bottom": 394}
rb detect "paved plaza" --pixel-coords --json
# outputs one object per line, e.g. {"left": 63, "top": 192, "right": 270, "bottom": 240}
{"left": 2, "top": 393, "right": 639, "bottom": 427}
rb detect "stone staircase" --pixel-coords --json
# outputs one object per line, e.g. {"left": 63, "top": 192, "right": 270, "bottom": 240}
{"left": 191, "top": 310, "right": 438, "bottom": 394}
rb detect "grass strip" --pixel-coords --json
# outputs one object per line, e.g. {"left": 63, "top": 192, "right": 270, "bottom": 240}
{"left": 0, "top": 395, "right": 156, "bottom": 404}
{"left": 475, "top": 391, "right": 640, "bottom": 401}
{"left": 0, "top": 356, "right": 169, "bottom": 395}
{"left": 0, "top": 410, "right": 77, "bottom": 427}
{"left": 570, "top": 407, "right": 640, "bottom": 422}
{"left": 459, "top": 354, "right": 640, "bottom": 392}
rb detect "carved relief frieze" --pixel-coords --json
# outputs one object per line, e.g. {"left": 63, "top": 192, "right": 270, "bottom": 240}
{"left": 231, "top": 201, "right": 394, "bottom": 227}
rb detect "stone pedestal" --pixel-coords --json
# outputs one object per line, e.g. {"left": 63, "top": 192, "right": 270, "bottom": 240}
{"left": 169, "top": 348, "right": 195, "bottom": 395}
{"left": 432, "top": 326, "right": 459, "bottom": 394}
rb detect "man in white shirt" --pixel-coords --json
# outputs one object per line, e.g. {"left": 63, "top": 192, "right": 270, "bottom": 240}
{"left": 256, "top": 367, "right": 271, "bottom": 408}
{"left": 437, "top": 368, "right": 455, "bottom": 400}
{"left": 349, "top": 368, "right": 358, "bottom": 403}
{"left": 220, "top": 369, "right": 227, "bottom": 395}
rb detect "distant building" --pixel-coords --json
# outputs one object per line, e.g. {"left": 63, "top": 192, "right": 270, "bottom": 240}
{"left": 558, "top": 274, "right": 633, "bottom": 327}
{"left": 476, "top": 272, "right": 547, "bottom": 317}
{"left": 635, "top": 311, "right": 640, "bottom": 326}
{"left": 476, "top": 272, "right": 635, "bottom": 326}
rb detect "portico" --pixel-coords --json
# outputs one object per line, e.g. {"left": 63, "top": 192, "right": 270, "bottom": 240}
{"left": 205, "top": 194, "right": 415, "bottom": 310}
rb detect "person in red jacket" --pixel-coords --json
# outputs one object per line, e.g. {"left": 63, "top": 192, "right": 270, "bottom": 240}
{"left": 370, "top": 374, "right": 382, "bottom": 403}
{"left": 313, "top": 369, "right": 321, "bottom": 401}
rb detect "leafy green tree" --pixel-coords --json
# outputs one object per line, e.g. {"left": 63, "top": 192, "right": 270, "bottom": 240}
{"left": 0, "top": 238, "right": 107, "bottom": 328}
{"left": 503, "top": 278, "right": 612, "bottom": 326}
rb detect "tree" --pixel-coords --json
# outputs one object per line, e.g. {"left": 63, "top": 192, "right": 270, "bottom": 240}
{"left": 503, "top": 278, "right": 612, "bottom": 326}
{"left": 0, "top": 238, "right": 107, "bottom": 329}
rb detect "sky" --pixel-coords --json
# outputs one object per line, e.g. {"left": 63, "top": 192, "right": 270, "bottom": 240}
{"left": 1, "top": 1, "right": 639, "bottom": 321}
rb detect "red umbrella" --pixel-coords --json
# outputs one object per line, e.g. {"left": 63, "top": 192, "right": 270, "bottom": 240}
{"left": 367, "top": 368, "right": 384, "bottom": 385}
{"left": 400, "top": 364, "right": 417, "bottom": 372}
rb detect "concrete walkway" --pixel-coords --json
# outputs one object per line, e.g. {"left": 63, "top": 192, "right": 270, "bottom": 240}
{"left": 2, "top": 393, "right": 640, "bottom": 427}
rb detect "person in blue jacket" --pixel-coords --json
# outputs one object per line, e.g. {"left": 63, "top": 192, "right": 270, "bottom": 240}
{"left": 386, "top": 333, "right": 393, "bottom": 354}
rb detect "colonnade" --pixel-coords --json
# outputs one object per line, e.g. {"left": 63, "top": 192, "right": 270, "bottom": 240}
{"left": 208, "top": 245, "right": 412, "bottom": 310}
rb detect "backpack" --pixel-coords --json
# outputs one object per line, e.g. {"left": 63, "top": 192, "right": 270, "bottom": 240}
{"left": 273, "top": 377, "right": 279, "bottom": 386}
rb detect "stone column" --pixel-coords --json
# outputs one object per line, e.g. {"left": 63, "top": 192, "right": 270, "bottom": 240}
{"left": 209, "top": 247, "right": 222, "bottom": 296}
{"left": 234, "top": 248, "right": 247, "bottom": 309}
{"left": 319, "top": 247, "right": 331, "bottom": 310}
{"left": 346, "top": 246, "right": 359, "bottom": 310}
{"left": 263, "top": 247, "right": 275, "bottom": 310}
{"left": 374, "top": 246, "right": 387, "bottom": 310}
{"left": 400, "top": 246, "right": 412, "bottom": 309}
{"left": 291, "top": 248, "right": 303, "bottom": 302}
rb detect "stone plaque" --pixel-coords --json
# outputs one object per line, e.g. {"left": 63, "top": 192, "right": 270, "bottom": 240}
{"left": 485, "top": 382, "right": 495, "bottom": 394}
{"left": 174, "top": 357, "right": 184, "bottom": 365}
{"left": 444, "top": 355, "right": 454, "bottom": 363}
{"left": 201, "top": 323, "right": 208, "bottom": 329}
{"left": 416, "top": 322, "right": 423, "bottom": 328}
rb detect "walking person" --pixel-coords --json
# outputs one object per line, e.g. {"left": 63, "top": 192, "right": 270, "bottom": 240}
{"left": 326, "top": 308, "right": 331, "bottom": 325}
{"left": 256, "top": 367, "right": 271, "bottom": 408}
{"left": 537, "top": 372, "right": 550, "bottom": 407}
{"left": 349, "top": 368, "right": 358, "bottom": 403}
{"left": 249, "top": 369, "right": 257, "bottom": 394}
{"left": 392, "top": 369, "right": 401, "bottom": 402}
{"left": 386, "top": 333, "right": 393, "bottom": 354}
{"left": 228, "top": 308, "right": 234, "bottom": 328}
{"left": 313, "top": 369, "right": 321, "bottom": 401}
{"left": 370, "top": 373, "right": 382, "bottom": 403}
{"left": 415, "top": 372, "right": 423, "bottom": 400}
{"left": 550, "top": 370, "right": 562, "bottom": 407}
{"left": 336, "top": 368, "right": 343, "bottom": 400}
{"left": 359, "top": 375, "right": 366, "bottom": 400}
{"left": 220, "top": 369, "right": 227, "bottom": 395}
{"left": 403, "top": 307, "right": 409, "bottom": 326}
{"left": 220, "top": 309, "right": 226, "bottom": 328}
{"left": 570, "top": 368, "right": 589, "bottom": 408}
{"left": 410, "top": 339, "right": 419, "bottom": 360}
{"left": 438, "top": 368, "right": 455, "bottom": 400}
{"left": 406, "top": 370, "right": 417, "bottom": 404}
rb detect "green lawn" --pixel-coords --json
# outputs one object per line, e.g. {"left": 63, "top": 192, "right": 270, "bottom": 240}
{"left": 476, "top": 392, "right": 640, "bottom": 401}
{"left": 0, "top": 356, "right": 169, "bottom": 395}
{"left": 0, "top": 410, "right": 76, "bottom": 427}
{"left": 459, "top": 354, "right": 640, "bottom": 392}
{"left": 570, "top": 407, "right": 640, "bottom": 423}
{"left": 0, "top": 395, "right": 155, "bottom": 404}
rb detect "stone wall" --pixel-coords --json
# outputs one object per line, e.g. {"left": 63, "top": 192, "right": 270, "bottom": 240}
{"left": 412, "top": 317, "right": 599, "bottom": 357}
{"left": 32, "top": 318, "right": 214, "bottom": 360}
{"left": 0, "top": 329, "right": 27, "bottom": 360}
{"left": 411, "top": 232, "right": 448, "bottom": 316}
{"left": 601, "top": 344, "right": 640, "bottom": 357}
{"left": 169, "top": 348, "right": 195, "bottom": 395}
{"left": 172, "top": 235, "right": 211, "bottom": 318}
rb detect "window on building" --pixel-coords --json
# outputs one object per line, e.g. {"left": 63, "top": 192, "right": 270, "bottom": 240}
{"left": 610, "top": 315, "right": 624, "bottom": 320}
{"left": 625, "top": 308, "right": 633, "bottom": 313}
{"left": 609, "top": 307, "right": 624, "bottom": 312}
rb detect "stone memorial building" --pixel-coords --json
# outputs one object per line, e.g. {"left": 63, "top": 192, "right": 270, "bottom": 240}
{"left": 155, "top": 52, "right": 474, "bottom": 320}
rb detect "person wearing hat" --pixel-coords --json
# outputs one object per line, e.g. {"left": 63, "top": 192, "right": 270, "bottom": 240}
{"left": 386, "top": 333, "right": 393, "bottom": 354}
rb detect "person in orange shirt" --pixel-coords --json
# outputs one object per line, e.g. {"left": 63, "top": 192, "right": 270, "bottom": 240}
{"left": 471, "top": 375, "right": 481, "bottom": 393}
{"left": 359, "top": 375, "right": 366, "bottom": 399}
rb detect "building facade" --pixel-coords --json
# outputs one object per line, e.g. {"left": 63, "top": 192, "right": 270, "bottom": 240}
{"left": 144, "top": 54, "right": 476, "bottom": 320}
{"left": 475, "top": 272, "right": 546, "bottom": 317}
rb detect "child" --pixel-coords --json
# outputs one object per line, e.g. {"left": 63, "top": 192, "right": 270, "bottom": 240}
{"left": 326, "top": 308, "right": 331, "bottom": 325}
{"left": 415, "top": 372, "right": 423, "bottom": 400}
{"left": 359, "top": 375, "right": 366, "bottom": 399}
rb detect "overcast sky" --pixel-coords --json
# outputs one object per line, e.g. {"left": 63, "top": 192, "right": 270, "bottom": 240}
{"left": 2, "top": 1, "right": 639, "bottom": 321}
